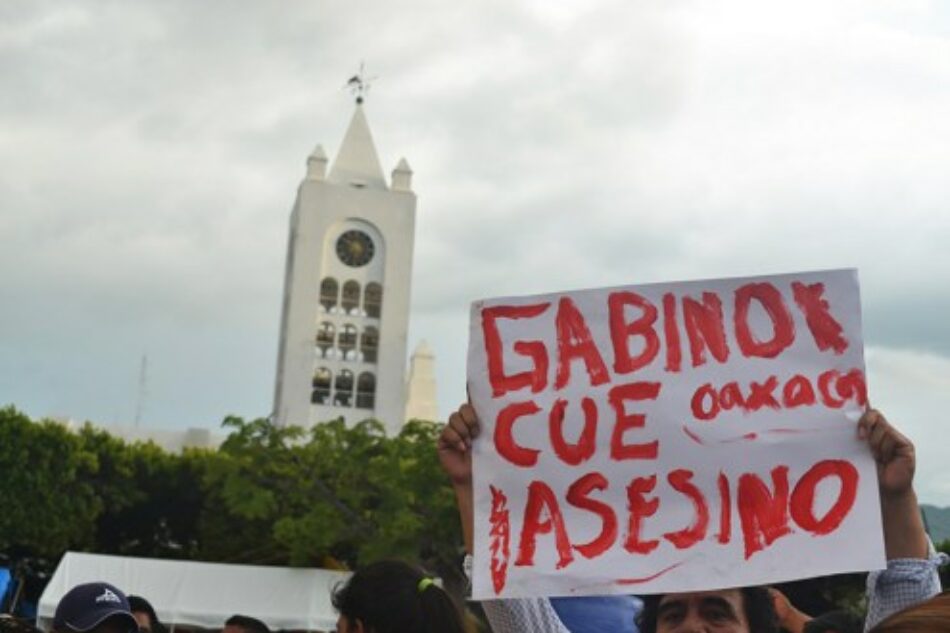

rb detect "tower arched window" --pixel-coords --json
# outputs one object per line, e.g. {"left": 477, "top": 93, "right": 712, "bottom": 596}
{"left": 311, "top": 368, "right": 331, "bottom": 404}
{"left": 364, "top": 282, "right": 382, "bottom": 318}
{"left": 356, "top": 372, "right": 376, "bottom": 409}
{"left": 334, "top": 369, "right": 354, "bottom": 407}
{"left": 338, "top": 323, "right": 358, "bottom": 356}
{"left": 320, "top": 278, "right": 339, "bottom": 312}
{"left": 360, "top": 326, "right": 379, "bottom": 364}
{"left": 342, "top": 280, "right": 361, "bottom": 315}
{"left": 316, "top": 321, "right": 335, "bottom": 357}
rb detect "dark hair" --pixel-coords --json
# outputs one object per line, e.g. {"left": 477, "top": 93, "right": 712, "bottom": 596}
{"left": 637, "top": 586, "right": 779, "bottom": 633}
{"left": 804, "top": 609, "right": 863, "bottom": 633}
{"left": 331, "top": 560, "right": 466, "bottom": 633}
{"left": 869, "top": 590, "right": 950, "bottom": 633}
{"left": 128, "top": 596, "right": 164, "bottom": 633}
{"left": 224, "top": 615, "right": 271, "bottom": 633}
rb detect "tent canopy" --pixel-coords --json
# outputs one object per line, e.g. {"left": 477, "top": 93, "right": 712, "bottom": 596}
{"left": 38, "top": 552, "right": 351, "bottom": 632}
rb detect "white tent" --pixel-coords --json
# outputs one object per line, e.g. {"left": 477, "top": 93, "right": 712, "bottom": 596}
{"left": 37, "top": 552, "right": 351, "bottom": 632}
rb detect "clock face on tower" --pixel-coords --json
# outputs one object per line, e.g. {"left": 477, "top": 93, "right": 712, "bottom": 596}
{"left": 335, "top": 230, "right": 375, "bottom": 267}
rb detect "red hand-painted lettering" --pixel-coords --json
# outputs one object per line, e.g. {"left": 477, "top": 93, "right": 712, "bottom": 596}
{"left": 790, "top": 460, "right": 858, "bottom": 535}
{"left": 482, "top": 304, "right": 551, "bottom": 397}
{"left": 515, "top": 481, "right": 574, "bottom": 569}
{"left": 494, "top": 401, "right": 541, "bottom": 466}
{"left": 624, "top": 475, "right": 660, "bottom": 554}
{"left": 567, "top": 472, "right": 618, "bottom": 559}
{"left": 663, "top": 469, "right": 709, "bottom": 550}
{"left": 608, "top": 381, "right": 661, "bottom": 460}
{"left": 489, "top": 485, "right": 511, "bottom": 595}
{"left": 738, "top": 466, "right": 792, "bottom": 559}
{"left": 548, "top": 398, "right": 598, "bottom": 466}
{"left": 717, "top": 472, "right": 731, "bottom": 544}
{"left": 792, "top": 281, "right": 849, "bottom": 354}
{"left": 555, "top": 297, "right": 610, "bottom": 390}
{"left": 734, "top": 282, "right": 796, "bottom": 358}
{"left": 608, "top": 291, "right": 660, "bottom": 375}
{"left": 682, "top": 292, "right": 730, "bottom": 367}
{"left": 662, "top": 292, "right": 682, "bottom": 373}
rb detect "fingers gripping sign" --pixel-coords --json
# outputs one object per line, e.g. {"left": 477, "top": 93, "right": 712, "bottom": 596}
{"left": 439, "top": 403, "right": 480, "bottom": 486}
{"left": 439, "top": 403, "right": 485, "bottom": 560}
{"left": 858, "top": 409, "right": 916, "bottom": 495}
{"left": 857, "top": 408, "right": 927, "bottom": 560}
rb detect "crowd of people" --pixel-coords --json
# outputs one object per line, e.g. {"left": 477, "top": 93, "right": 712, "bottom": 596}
{"left": 2, "top": 407, "right": 946, "bottom": 633}
{"left": 0, "top": 562, "right": 466, "bottom": 633}
{"left": 0, "top": 583, "right": 282, "bottom": 633}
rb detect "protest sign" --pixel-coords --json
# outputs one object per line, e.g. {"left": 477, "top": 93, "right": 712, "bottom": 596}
{"left": 466, "top": 269, "right": 885, "bottom": 600}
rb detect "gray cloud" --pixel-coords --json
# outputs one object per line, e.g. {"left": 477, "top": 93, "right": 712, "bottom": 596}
{"left": 2, "top": 0, "right": 949, "bottom": 503}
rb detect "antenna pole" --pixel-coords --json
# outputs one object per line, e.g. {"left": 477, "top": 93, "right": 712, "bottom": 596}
{"left": 134, "top": 354, "right": 148, "bottom": 428}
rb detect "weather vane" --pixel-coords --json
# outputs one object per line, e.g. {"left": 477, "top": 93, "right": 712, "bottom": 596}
{"left": 345, "top": 62, "right": 377, "bottom": 104}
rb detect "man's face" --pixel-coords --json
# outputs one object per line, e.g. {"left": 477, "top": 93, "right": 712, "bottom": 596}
{"left": 655, "top": 590, "right": 749, "bottom": 633}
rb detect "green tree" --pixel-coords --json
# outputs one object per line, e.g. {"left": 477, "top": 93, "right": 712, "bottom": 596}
{"left": 195, "top": 416, "right": 307, "bottom": 564}
{"left": 0, "top": 407, "right": 101, "bottom": 561}
{"left": 81, "top": 424, "right": 206, "bottom": 559}
{"left": 1, "top": 408, "right": 466, "bottom": 595}
{"left": 197, "top": 416, "right": 464, "bottom": 585}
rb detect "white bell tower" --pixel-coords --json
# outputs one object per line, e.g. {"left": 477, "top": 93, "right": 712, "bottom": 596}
{"left": 273, "top": 97, "right": 416, "bottom": 434}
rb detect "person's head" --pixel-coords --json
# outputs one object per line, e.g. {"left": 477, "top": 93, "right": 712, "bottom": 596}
{"left": 638, "top": 586, "right": 778, "bottom": 633}
{"left": 804, "top": 610, "right": 863, "bottom": 633}
{"left": 222, "top": 615, "right": 270, "bottom": 633}
{"left": 869, "top": 590, "right": 950, "bottom": 633}
{"left": 331, "top": 560, "right": 466, "bottom": 633}
{"left": 52, "top": 582, "right": 138, "bottom": 633}
{"left": 127, "top": 596, "right": 163, "bottom": 633}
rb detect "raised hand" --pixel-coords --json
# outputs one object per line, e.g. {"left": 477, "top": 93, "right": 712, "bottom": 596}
{"left": 858, "top": 409, "right": 915, "bottom": 498}
{"left": 437, "top": 403, "right": 480, "bottom": 487}
{"left": 857, "top": 408, "right": 927, "bottom": 560}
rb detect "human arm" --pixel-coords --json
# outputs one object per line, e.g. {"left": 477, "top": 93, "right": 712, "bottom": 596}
{"left": 439, "top": 404, "right": 571, "bottom": 633}
{"left": 859, "top": 409, "right": 947, "bottom": 630}
{"left": 437, "top": 403, "right": 478, "bottom": 555}
{"left": 859, "top": 409, "right": 928, "bottom": 561}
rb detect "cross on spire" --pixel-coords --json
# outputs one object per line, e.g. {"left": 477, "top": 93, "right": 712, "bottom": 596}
{"left": 345, "top": 62, "right": 376, "bottom": 105}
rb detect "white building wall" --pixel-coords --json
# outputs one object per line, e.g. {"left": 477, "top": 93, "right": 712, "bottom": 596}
{"left": 53, "top": 418, "right": 226, "bottom": 452}
{"left": 404, "top": 341, "right": 439, "bottom": 422}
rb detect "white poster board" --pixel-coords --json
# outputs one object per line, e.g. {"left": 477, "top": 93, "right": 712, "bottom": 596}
{"left": 467, "top": 269, "right": 885, "bottom": 600}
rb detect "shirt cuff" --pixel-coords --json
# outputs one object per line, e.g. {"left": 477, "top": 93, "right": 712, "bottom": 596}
{"left": 874, "top": 550, "right": 949, "bottom": 581}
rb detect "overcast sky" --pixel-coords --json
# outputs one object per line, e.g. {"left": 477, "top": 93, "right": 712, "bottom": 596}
{"left": 2, "top": 1, "right": 949, "bottom": 504}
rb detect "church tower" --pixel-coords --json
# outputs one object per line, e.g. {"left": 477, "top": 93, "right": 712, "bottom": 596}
{"left": 404, "top": 340, "right": 439, "bottom": 422}
{"left": 273, "top": 100, "right": 416, "bottom": 434}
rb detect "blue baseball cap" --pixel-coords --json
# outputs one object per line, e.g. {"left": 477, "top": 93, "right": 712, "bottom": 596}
{"left": 53, "top": 582, "right": 137, "bottom": 633}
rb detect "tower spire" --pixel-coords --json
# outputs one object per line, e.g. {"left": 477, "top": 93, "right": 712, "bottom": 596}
{"left": 328, "top": 101, "right": 387, "bottom": 188}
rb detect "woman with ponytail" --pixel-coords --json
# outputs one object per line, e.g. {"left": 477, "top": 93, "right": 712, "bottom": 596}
{"left": 332, "top": 560, "right": 467, "bottom": 633}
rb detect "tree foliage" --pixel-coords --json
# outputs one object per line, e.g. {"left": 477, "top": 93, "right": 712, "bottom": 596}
{"left": 0, "top": 407, "right": 100, "bottom": 561}
{"left": 4, "top": 406, "right": 946, "bottom": 617}
{"left": 0, "top": 407, "right": 464, "bottom": 595}
{"left": 197, "top": 416, "right": 464, "bottom": 586}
